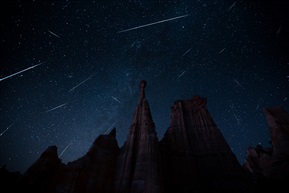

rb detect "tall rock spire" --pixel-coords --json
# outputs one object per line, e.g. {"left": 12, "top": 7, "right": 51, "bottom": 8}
{"left": 160, "top": 95, "right": 251, "bottom": 193}
{"left": 138, "top": 80, "right": 146, "bottom": 103}
{"left": 114, "top": 80, "right": 162, "bottom": 193}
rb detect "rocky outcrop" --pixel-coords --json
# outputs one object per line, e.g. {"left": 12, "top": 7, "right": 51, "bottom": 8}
{"left": 114, "top": 80, "right": 163, "bottom": 193}
{"left": 243, "top": 107, "right": 289, "bottom": 191}
{"left": 16, "top": 145, "right": 62, "bottom": 193}
{"left": 51, "top": 128, "right": 119, "bottom": 193}
{"left": 160, "top": 95, "right": 252, "bottom": 193}
{"left": 264, "top": 107, "right": 289, "bottom": 153}
{"left": 13, "top": 129, "right": 119, "bottom": 193}
{"left": 1, "top": 80, "right": 288, "bottom": 193}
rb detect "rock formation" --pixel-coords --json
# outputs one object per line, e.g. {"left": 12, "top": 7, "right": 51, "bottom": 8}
{"left": 15, "top": 129, "right": 119, "bottom": 193}
{"left": 114, "top": 80, "right": 163, "bottom": 193}
{"left": 52, "top": 128, "right": 119, "bottom": 193}
{"left": 159, "top": 95, "right": 252, "bottom": 193}
{"left": 17, "top": 145, "right": 62, "bottom": 193}
{"left": 1, "top": 80, "right": 288, "bottom": 193}
{"left": 243, "top": 106, "right": 289, "bottom": 191}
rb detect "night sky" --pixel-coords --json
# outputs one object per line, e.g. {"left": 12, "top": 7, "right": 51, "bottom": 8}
{"left": 1, "top": 0, "right": 288, "bottom": 174}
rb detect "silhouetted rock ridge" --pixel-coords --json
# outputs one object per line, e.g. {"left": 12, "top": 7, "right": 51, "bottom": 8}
{"left": 1, "top": 80, "right": 288, "bottom": 193}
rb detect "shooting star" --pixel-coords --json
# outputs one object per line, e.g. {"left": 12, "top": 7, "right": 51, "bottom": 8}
{"left": 178, "top": 70, "right": 187, "bottom": 78}
{"left": 59, "top": 141, "right": 72, "bottom": 157}
{"left": 46, "top": 103, "right": 68, "bottom": 113}
{"left": 117, "top": 14, "right": 190, "bottom": 33}
{"left": 48, "top": 30, "right": 60, "bottom": 38}
{"left": 228, "top": 1, "right": 237, "bottom": 11}
{"left": 128, "top": 84, "right": 133, "bottom": 94}
{"left": 0, "top": 123, "right": 15, "bottom": 137}
{"left": 69, "top": 73, "right": 94, "bottom": 92}
{"left": 233, "top": 79, "right": 245, "bottom": 89}
{"left": 233, "top": 113, "right": 241, "bottom": 125}
{"left": 112, "top": 96, "right": 122, "bottom": 104}
{"left": 256, "top": 98, "right": 262, "bottom": 111}
{"left": 104, "top": 122, "right": 116, "bottom": 134}
{"left": 219, "top": 48, "right": 226, "bottom": 54}
{"left": 181, "top": 48, "right": 192, "bottom": 57}
{"left": 0, "top": 62, "right": 45, "bottom": 82}
{"left": 130, "top": 40, "right": 137, "bottom": 48}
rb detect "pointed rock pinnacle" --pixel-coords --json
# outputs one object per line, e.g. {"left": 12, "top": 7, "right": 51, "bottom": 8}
{"left": 139, "top": 80, "right": 147, "bottom": 102}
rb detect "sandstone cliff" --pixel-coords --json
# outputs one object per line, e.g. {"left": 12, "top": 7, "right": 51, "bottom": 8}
{"left": 160, "top": 95, "right": 252, "bottom": 193}
{"left": 1, "top": 80, "right": 288, "bottom": 193}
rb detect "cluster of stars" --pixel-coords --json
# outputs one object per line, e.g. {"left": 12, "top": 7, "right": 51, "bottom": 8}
{"left": 0, "top": 0, "right": 288, "bottom": 173}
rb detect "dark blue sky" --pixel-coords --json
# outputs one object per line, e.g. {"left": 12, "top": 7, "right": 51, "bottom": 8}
{"left": 1, "top": 0, "right": 288, "bottom": 173}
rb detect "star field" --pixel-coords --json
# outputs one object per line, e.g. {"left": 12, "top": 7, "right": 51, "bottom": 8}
{"left": 0, "top": 0, "right": 288, "bottom": 173}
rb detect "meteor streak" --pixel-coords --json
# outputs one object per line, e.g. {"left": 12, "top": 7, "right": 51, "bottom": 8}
{"left": 181, "top": 48, "right": 192, "bottom": 57}
{"left": 256, "top": 98, "right": 262, "bottom": 111}
{"left": 111, "top": 96, "right": 122, "bottom": 104}
{"left": 104, "top": 122, "right": 116, "bottom": 134}
{"left": 0, "top": 62, "right": 45, "bottom": 82}
{"left": 46, "top": 103, "right": 68, "bottom": 113}
{"left": 233, "top": 113, "right": 241, "bottom": 125}
{"left": 48, "top": 30, "right": 60, "bottom": 38}
{"left": 228, "top": 2, "right": 236, "bottom": 11}
{"left": 59, "top": 141, "right": 72, "bottom": 157}
{"left": 233, "top": 79, "right": 245, "bottom": 89}
{"left": 117, "top": 14, "right": 190, "bottom": 33}
{"left": 219, "top": 48, "right": 226, "bottom": 54}
{"left": 0, "top": 123, "right": 14, "bottom": 137}
{"left": 178, "top": 70, "right": 186, "bottom": 78}
{"left": 69, "top": 73, "right": 94, "bottom": 92}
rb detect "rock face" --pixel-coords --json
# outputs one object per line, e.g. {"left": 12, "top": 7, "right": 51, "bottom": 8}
{"left": 18, "top": 145, "right": 62, "bottom": 193}
{"left": 114, "top": 80, "right": 163, "bottom": 193}
{"left": 159, "top": 96, "right": 252, "bottom": 193}
{"left": 243, "top": 107, "right": 289, "bottom": 190}
{"left": 264, "top": 107, "right": 289, "bottom": 160}
{"left": 1, "top": 80, "right": 288, "bottom": 193}
{"left": 15, "top": 129, "right": 119, "bottom": 193}
{"left": 51, "top": 128, "right": 119, "bottom": 193}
